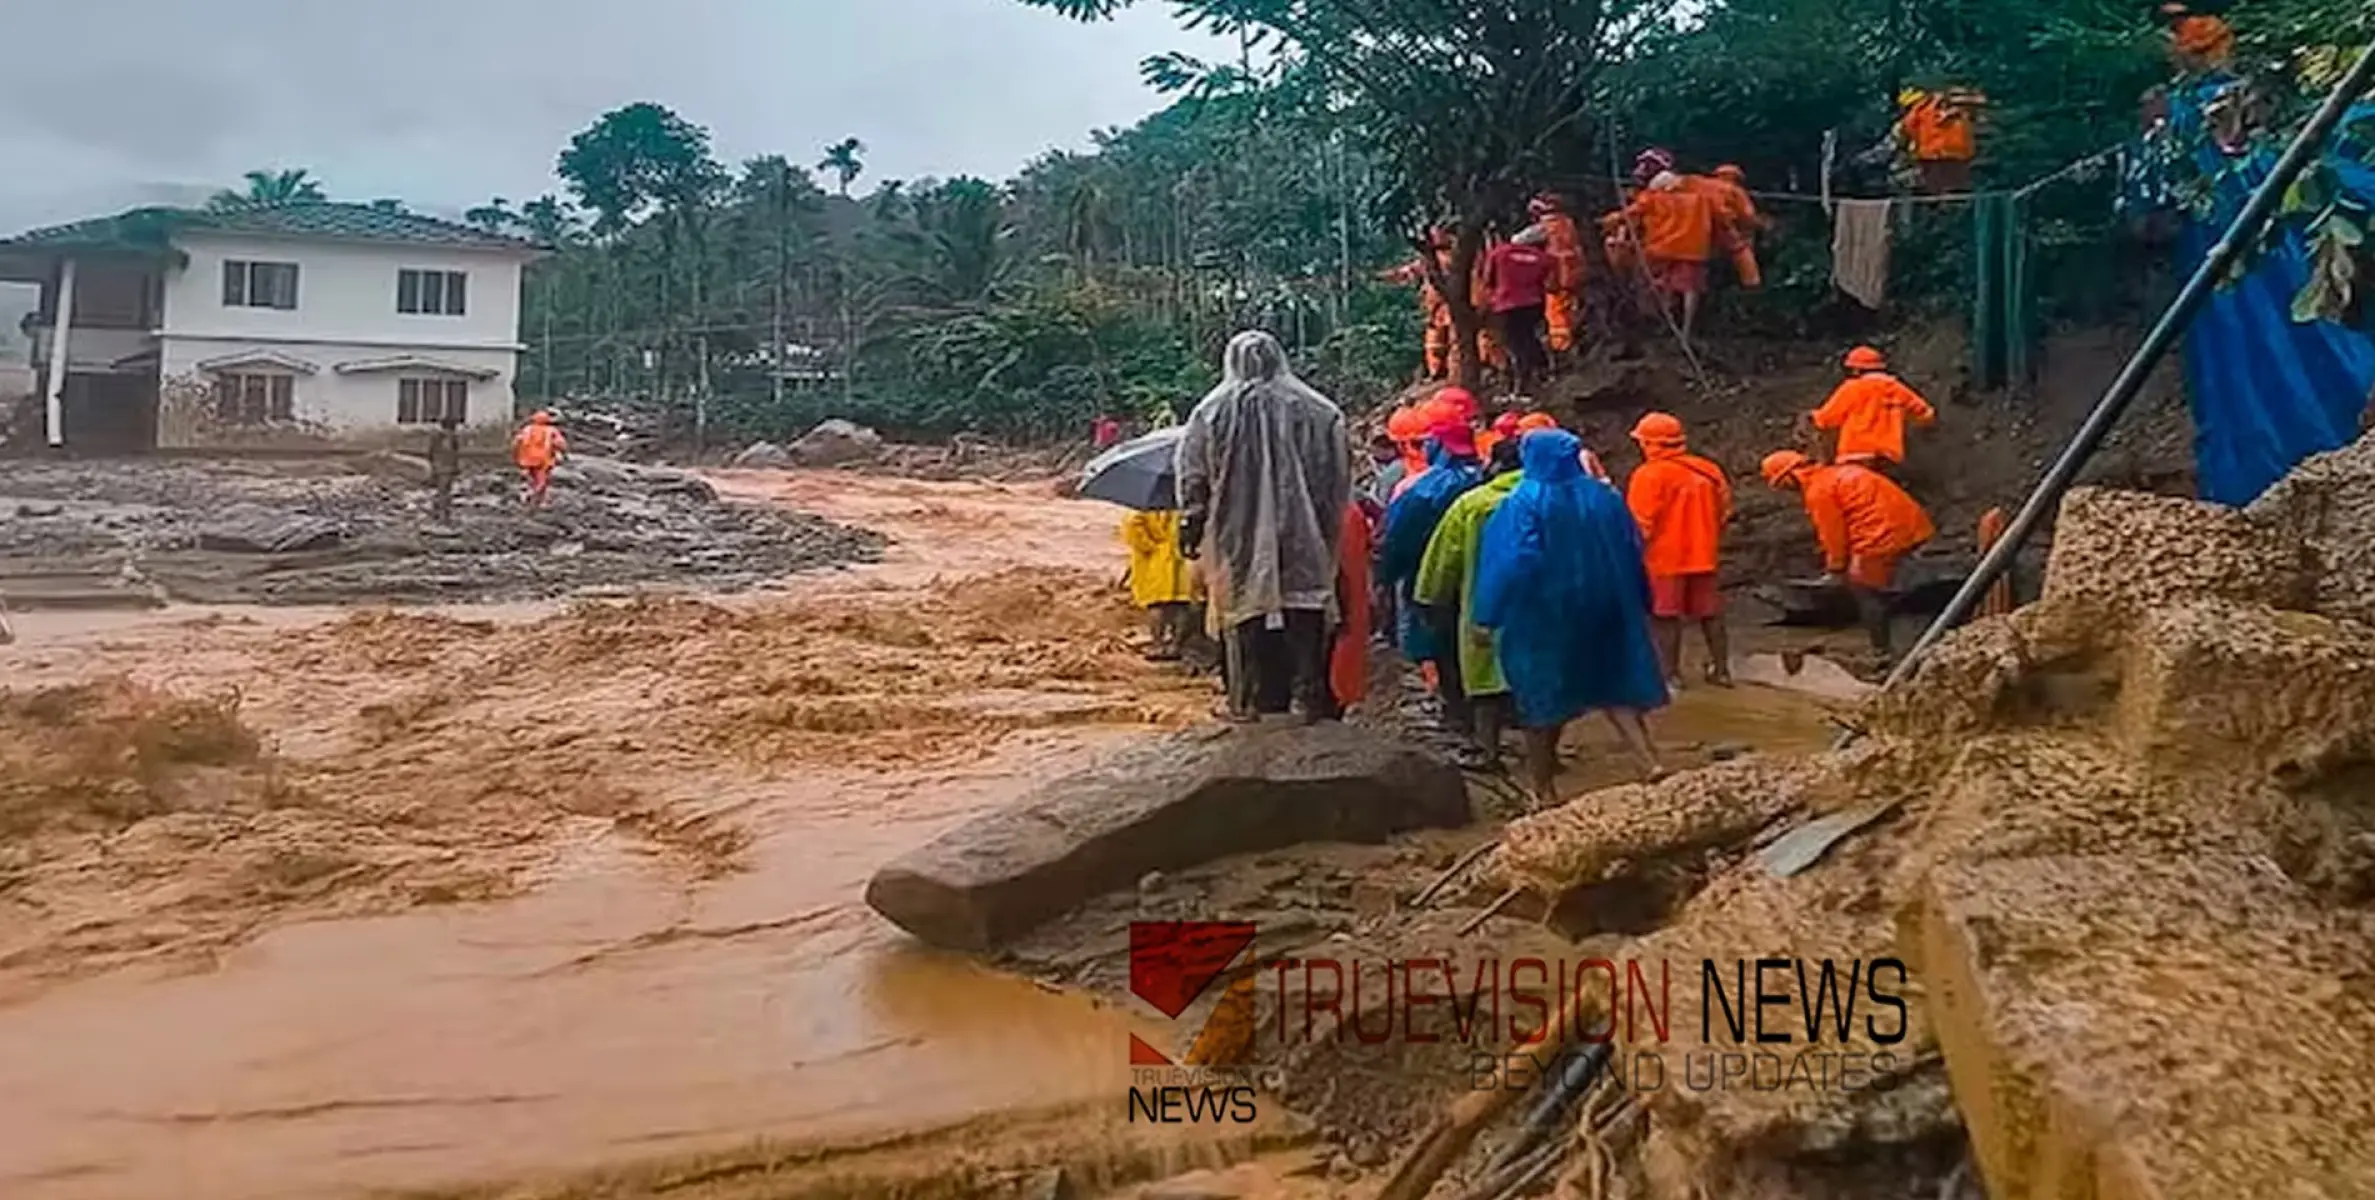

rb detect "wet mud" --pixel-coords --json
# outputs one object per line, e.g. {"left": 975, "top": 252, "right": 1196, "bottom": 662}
{"left": 0, "top": 465, "right": 1866, "bottom": 1199}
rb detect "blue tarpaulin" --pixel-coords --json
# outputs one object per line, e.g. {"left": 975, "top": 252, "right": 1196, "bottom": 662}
{"left": 2163, "top": 79, "right": 2375, "bottom": 506}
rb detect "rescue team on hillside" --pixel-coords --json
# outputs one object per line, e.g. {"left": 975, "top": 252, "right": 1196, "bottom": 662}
{"left": 1119, "top": 330, "right": 1937, "bottom": 809}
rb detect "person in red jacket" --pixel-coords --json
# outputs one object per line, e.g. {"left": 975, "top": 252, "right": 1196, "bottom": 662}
{"left": 1482, "top": 226, "right": 1554, "bottom": 396}
{"left": 1761, "top": 449, "right": 1936, "bottom": 656}
{"left": 1627, "top": 413, "right": 1734, "bottom": 687}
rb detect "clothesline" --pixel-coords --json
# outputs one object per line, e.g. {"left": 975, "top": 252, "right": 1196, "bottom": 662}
{"left": 1736, "top": 144, "right": 2124, "bottom": 208}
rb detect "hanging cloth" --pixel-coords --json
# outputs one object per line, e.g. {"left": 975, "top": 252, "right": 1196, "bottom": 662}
{"left": 1832, "top": 199, "right": 1893, "bottom": 309}
{"left": 1971, "top": 191, "right": 2036, "bottom": 390}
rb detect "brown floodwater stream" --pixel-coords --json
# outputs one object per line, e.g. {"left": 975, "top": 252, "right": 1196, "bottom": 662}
{"left": 0, "top": 471, "right": 1856, "bottom": 1199}
{"left": 0, "top": 740, "right": 1156, "bottom": 1200}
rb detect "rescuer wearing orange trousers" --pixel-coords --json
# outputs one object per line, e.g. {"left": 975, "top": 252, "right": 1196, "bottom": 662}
{"left": 1528, "top": 193, "right": 1588, "bottom": 356}
{"left": 1626, "top": 413, "right": 1734, "bottom": 689}
{"left": 512, "top": 410, "right": 568, "bottom": 509}
{"left": 1761, "top": 450, "right": 1935, "bottom": 657}
{"left": 1811, "top": 346, "right": 1937, "bottom": 476}
{"left": 1606, "top": 160, "right": 1719, "bottom": 345}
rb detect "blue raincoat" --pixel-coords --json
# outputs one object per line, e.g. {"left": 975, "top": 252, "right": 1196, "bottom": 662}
{"left": 1377, "top": 444, "right": 1482, "bottom": 662}
{"left": 1473, "top": 430, "right": 1670, "bottom": 729}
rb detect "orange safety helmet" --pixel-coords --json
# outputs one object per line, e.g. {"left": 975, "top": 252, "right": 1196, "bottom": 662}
{"left": 1516, "top": 412, "right": 1560, "bottom": 434}
{"left": 1844, "top": 345, "right": 1888, "bottom": 372}
{"left": 530, "top": 409, "right": 556, "bottom": 425}
{"left": 1714, "top": 164, "right": 1746, "bottom": 183}
{"left": 1761, "top": 449, "right": 1813, "bottom": 488}
{"left": 1385, "top": 405, "right": 1429, "bottom": 442}
{"left": 1631, "top": 411, "right": 1687, "bottom": 446}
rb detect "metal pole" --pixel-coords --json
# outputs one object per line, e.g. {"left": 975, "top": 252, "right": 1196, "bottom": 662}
{"left": 1872, "top": 45, "right": 2375, "bottom": 704}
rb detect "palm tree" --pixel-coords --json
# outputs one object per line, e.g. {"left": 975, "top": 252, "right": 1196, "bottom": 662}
{"left": 818, "top": 138, "right": 867, "bottom": 197}
{"left": 209, "top": 168, "right": 326, "bottom": 211}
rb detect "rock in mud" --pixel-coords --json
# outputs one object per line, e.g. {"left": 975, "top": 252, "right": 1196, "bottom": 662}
{"left": 358, "top": 450, "right": 434, "bottom": 486}
{"left": 790, "top": 418, "right": 884, "bottom": 466}
{"left": 729, "top": 440, "right": 794, "bottom": 469}
{"left": 865, "top": 722, "right": 1470, "bottom": 952}
{"left": 196, "top": 505, "right": 345, "bottom": 554}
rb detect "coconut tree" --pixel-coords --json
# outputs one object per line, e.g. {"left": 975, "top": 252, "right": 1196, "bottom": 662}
{"left": 819, "top": 137, "right": 868, "bottom": 197}
{"left": 209, "top": 168, "right": 327, "bottom": 210}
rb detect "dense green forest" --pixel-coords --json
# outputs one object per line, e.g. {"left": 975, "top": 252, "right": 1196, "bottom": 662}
{"left": 235, "top": 0, "right": 2371, "bottom": 445}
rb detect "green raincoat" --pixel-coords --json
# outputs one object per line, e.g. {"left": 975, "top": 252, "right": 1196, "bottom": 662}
{"left": 1414, "top": 471, "right": 1522, "bottom": 698}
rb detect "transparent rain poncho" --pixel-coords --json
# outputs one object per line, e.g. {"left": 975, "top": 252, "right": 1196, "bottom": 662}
{"left": 1175, "top": 331, "right": 1354, "bottom": 631}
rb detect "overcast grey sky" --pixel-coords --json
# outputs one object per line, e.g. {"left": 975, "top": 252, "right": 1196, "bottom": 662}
{"left": 0, "top": 0, "right": 1225, "bottom": 232}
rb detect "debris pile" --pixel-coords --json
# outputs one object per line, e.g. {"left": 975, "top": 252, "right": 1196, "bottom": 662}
{"left": 0, "top": 456, "right": 884, "bottom": 605}
{"left": 1415, "top": 432, "right": 2375, "bottom": 1200}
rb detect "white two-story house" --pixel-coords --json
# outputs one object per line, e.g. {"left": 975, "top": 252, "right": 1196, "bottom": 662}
{"left": 0, "top": 202, "right": 541, "bottom": 452}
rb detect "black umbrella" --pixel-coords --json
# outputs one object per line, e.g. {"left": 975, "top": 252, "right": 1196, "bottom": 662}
{"left": 1078, "top": 427, "right": 1187, "bottom": 511}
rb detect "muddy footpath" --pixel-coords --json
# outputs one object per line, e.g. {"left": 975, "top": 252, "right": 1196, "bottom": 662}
{"left": 0, "top": 458, "right": 1870, "bottom": 1200}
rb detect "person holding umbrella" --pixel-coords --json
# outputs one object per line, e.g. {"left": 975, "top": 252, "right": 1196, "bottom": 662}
{"left": 1176, "top": 330, "right": 1354, "bottom": 723}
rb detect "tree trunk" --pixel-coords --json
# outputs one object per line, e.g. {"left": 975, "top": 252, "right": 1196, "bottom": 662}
{"left": 1424, "top": 218, "right": 1490, "bottom": 392}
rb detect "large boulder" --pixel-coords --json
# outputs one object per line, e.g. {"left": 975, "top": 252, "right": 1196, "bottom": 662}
{"left": 729, "top": 440, "right": 794, "bottom": 469}
{"left": 788, "top": 419, "right": 884, "bottom": 466}
{"left": 196, "top": 505, "right": 344, "bottom": 554}
{"left": 865, "top": 722, "right": 1471, "bottom": 952}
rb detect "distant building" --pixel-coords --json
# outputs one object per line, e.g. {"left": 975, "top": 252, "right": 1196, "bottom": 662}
{"left": 0, "top": 203, "right": 542, "bottom": 451}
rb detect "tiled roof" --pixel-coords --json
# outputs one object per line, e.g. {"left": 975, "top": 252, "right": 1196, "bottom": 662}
{"left": 0, "top": 202, "right": 540, "bottom": 253}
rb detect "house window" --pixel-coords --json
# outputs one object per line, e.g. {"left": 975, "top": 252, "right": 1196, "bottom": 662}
{"left": 397, "top": 269, "right": 468, "bottom": 316}
{"left": 222, "top": 260, "right": 300, "bottom": 310}
{"left": 397, "top": 378, "right": 470, "bottom": 425}
{"left": 213, "top": 373, "right": 295, "bottom": 426}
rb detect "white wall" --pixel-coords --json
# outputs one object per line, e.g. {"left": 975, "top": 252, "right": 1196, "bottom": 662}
{"left": 161, "top": 233, "right": 525, "bottom": 351}
{"left": 156, "top": 335, "right": 516, "bottom": 448}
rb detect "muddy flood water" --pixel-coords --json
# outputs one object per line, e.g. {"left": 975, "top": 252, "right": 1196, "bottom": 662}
{"left": 0, "top": 470, "right": 1849, "bottom": 1199}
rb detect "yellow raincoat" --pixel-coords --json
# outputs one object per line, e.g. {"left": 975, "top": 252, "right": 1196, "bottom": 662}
{"left": 1122, "top": 510, "right": 1197, "bottom": 608}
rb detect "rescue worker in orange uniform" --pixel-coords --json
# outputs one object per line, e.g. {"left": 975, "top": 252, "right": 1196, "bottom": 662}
{"left": 511, "top": 410, "right": 568, "bottom": 509}
{"left": 1761, "top": 450, "right": 1936, "bottom": 657}
{"left": 2162, "top": 2, "right": 2235, "bottom": 72}
{"left": 1382, "top": 229, "right": 1457, "bottom": 380}
{"left": 1466, "top": 236, "right": 1509, "bottom": 382}
{"left": 1810, "top": 345, "right": 1937, "bottom": 475}
{"left": 1691, "top": 165, "right": 1768, "bottom": 290}
{"left": 1895, "top": 86, "right": 1985, "bottom": 194}
{"left": 1626, "top": 413, "right": 1734, "bottom": 688}
{"left": 1526, "top": 194, "right": 1588, "bottom": 356}
{"left": 1606, "top": 159, "right": 1719, "bottom": 345}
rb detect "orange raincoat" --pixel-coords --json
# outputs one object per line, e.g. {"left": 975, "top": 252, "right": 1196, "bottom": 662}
{"left": 1610, "top": 185, "right": 1717, "bottom": 264}
{"left": 1628, "top": 443, "right": 1734, "bottom": 579}
{"left": 1800, "top": 463, "right": 1935, "bottom": 589}
{"left": 1689, "top": 172, "right": 1765, "bottom": 289}
{"left": 1331, "top": 503, "right": 1374, "bottom": 712}
{"left": 1534, "top": 208, "right": 1587, "bottom": 352}
{"left": 1812, "top": 372, "right": 1937, "bottom": 465}
{"left": 1898, "top": 95, "right": 1978, "bottom": 163}
{"left": 513, "top": 415, "right": 565, "bottom": 469}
